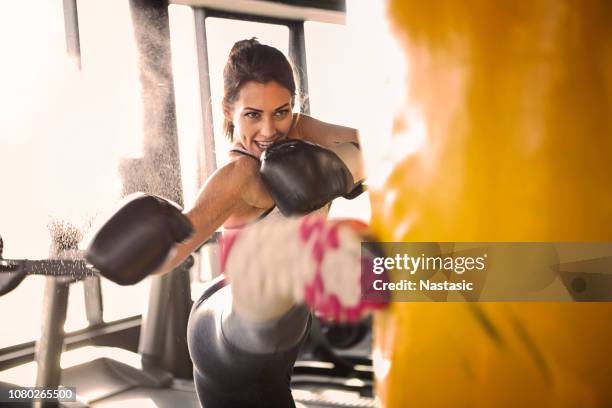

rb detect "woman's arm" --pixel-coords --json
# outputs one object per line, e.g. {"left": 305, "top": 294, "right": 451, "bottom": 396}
{"left": 292, "top": 114, "right": 365, "bottom": 183}
{"left": 295, "top": 114, "right": 360, "bottom": 147}
{"left": 154, "top": 156, "right": 273, "bottom": 275}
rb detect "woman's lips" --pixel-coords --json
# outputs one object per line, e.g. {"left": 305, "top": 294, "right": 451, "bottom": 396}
{"left": 254, "top": 140, "right": 274, "bottom": 149}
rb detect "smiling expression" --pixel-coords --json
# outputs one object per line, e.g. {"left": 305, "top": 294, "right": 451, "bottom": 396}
{"left": 225, "top": 80, "right": 294, "bottom": 157}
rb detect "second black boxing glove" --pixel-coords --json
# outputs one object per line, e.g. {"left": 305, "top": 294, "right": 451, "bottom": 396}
{"left": 259, "top": 140, "right": 356, "bottom": 216}
{"left": 84, "top": 193, "right": 192, "bottom": 285}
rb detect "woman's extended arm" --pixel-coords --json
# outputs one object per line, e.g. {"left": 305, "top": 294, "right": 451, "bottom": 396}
{"left": 154, "top": 156, "right": 273, "bottom": 275}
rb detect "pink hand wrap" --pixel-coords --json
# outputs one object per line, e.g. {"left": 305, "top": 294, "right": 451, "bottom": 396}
{"left": 298, "top": 217, "right": 388, "bottom": 322}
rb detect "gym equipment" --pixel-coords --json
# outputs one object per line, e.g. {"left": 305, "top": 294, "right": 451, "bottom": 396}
{"left": 0, "top": 235, "right": 26, "bottom": 296}
{"left": 0, "top": 233, "right": 96, "bottom": 296}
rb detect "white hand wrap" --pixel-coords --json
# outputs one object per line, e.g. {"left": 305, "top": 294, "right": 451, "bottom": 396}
{"left": 222, "top": 215, "right": 387, "bottom": 323}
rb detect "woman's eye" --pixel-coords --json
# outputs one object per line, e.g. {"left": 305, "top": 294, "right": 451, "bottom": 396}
{"left": 274, "top": 109, "right": 289, "bottom": 117}
{"left": 245, "top": 112, "right": 260, "bottom": 119}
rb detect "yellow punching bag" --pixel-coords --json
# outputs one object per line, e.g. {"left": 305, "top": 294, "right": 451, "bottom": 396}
{"left": 370, "top": 1, "right": 612, "bottom": 406}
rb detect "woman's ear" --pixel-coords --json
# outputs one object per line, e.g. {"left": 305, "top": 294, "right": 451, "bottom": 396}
{"left": 223, "top": 103, "right": 233, "bottom": 123}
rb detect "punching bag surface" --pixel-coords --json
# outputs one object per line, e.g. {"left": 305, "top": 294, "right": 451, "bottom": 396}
{"left": 371, "top": 1, "right": 612, "bottom": 406}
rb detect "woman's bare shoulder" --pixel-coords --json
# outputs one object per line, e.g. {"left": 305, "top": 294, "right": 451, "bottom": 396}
{"left": 185, "top": 154, "right": 272, "bottom": 234}
{"left": 227, "top": 155, "right": 274, "bottom": 210}
{"left": 228, "top": 153, "right": 258, "bottom": 176}
{"left": 293, "top": 113, "right": 359, "bottom": 147}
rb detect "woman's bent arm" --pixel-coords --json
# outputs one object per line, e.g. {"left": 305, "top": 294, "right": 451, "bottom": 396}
{"left": 154, "top": 156, "right": 272, "bottom": 275}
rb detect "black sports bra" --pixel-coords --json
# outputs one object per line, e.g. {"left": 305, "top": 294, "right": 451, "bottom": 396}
{"left": 229, "top": 147, "right": 259, "bottom": 160}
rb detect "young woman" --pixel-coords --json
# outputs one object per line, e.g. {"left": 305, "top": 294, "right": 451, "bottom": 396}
{"left": 157, "top": 38, "right": 361, "bottom": 274}
{"left": 85, "top": 38, "right": 369, "bottom": 407}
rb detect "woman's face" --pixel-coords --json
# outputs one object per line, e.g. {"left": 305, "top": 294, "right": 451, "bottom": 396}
{"left": 225, "top": 80, "right": 294, "bottom": 157}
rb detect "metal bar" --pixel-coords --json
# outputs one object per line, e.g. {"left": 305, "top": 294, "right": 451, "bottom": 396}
{"left": 0, "top": 259, "right": 96, "bottom": 278}
{"left": 23, "top": 260, "right": 95, "bottom": 277}
{"left": 162, "top": 258, "right": 194, "bottom": 379}
{"left": 34, "top": 278, "right": 70, "bottom": 394}
{"left": 84, "top": 276, "right": 104, "bottom": 326}
{"left": 193, "top": 8, "right": 218, "bottom": 184}
{"left": 137, "top": 257, "right": 193, "bottom": 376}
{"left": 62, "top": 0, "right": 81, "bottom": 69}
{"left": 202, "top": 8, "right": 296, "bottom": 26}
{"left": 288, "top": 21, "right": 310, "bottom": 114}
{"left": 138, "top": 274, "right": 172, "bottom": 368}
{"left": 62, "top": 0, "right": 106, "bottom": 327}
{"left": 193, "top": 8, "right": 221, "bottom": 281}
{"left": 34, "top": 238, "right": 81, "bottom": 402}
{"left": 0, "top": 316, "right": 141, "bottom": 371}
{"left": 260, "top": 0, "right": 345, "bottom": 12}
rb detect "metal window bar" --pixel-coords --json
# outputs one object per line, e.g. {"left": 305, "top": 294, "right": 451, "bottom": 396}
{"left": 62, "top": 0, "right": 105, "bottom": 328}
{"left": 62, "top": 0, "right": 81, "bottom": 69}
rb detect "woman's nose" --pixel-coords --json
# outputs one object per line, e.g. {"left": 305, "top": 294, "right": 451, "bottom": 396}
{"left": 260, "top": 117, "right": 276, "bottom": 138}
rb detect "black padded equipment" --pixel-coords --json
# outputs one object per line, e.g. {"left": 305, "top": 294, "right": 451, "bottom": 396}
{"left": 85, "top": 193, "right": 193, "bottom": 286}
{"left": 260, "top": 140, "right": 354, "bottom": 216}
{"left": 0, "top": 235, "right": 26, "bottom": 296}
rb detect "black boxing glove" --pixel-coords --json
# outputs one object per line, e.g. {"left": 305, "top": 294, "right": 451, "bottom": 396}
{"left": 84, "top": 193, "right": 193, "bottom": 285}
{"left": 260, "top": 140, "right": 361, "bottom": 216}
